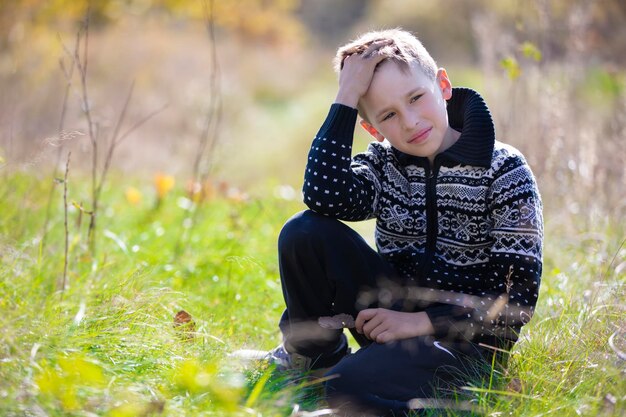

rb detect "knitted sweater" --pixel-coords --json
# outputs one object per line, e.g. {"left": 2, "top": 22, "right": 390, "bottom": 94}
{"left": 303, "top": 88, "right": 543, "bottom": 344}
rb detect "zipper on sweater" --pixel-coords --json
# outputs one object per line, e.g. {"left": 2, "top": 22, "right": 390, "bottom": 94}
{"left": 420, "top": 159, "right": 441, "bottom": 280}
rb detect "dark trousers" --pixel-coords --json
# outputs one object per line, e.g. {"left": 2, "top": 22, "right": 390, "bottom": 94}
{"left": 278, "top": 210, "right": 492, "bottom": 416}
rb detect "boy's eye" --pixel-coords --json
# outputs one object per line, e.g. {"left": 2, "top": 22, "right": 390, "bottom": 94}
{"left": 382, "top": 112, "right": 395, "bottom": 121}
{"left": 410, "top": 94, "right": 423, "bottom": 103}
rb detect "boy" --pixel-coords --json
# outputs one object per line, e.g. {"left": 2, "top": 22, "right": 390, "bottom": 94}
{"left": 272, "top": 29, "right": 543, "bottom": 416}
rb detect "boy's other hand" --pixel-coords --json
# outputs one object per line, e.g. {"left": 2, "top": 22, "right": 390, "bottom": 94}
{"left": 355, "top": 308, "right": 434, "bottom": 344}
{"left": 335, "top": 40, "right": 393, "bottom": 109}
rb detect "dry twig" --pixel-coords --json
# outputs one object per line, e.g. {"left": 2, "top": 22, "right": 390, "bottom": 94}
{"left": 61, "top": 152, "right": 71, "bottom": 298}
{"left": 71, "top": 9, "right": 100, "bottom": 253}
{"left": 69, "top": 7, "right": 165, "bottom": 257}
{"left": 41, "top": 31, "right": 81, "bottom": 251}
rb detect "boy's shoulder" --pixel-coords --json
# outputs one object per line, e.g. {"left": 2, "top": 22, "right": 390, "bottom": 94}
{"left": 366, "top": 139, "right": 394, "bottom": 154}
{"left": 352, "top": 140, "right": 395, "bottom": 163}
{"left": 493, "top": 140, "right": 524, "bottom": 155}
{"left": 491, "top": 140, "right": 531, "bottom": 173}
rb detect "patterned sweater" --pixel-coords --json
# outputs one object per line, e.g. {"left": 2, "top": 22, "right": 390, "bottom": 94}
{"left": 303, "top": 88, "right": 543, "bottom": 344}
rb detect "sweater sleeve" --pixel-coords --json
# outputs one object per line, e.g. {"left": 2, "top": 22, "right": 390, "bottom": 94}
{"left": 425, "top": 153, "right": 543, "bottom": 343}
{"left": 302, "top": 103, "right": 383, "bottom": 221}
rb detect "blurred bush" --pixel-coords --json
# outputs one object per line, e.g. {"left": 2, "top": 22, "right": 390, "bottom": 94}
{"left": 0, "top": 0, "right": 624, "bottom": 221}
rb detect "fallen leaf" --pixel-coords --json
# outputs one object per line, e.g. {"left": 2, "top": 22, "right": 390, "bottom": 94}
{"left": 174, "top": 310, "right": 195, "bottom": 340}
{"left": 318, "top": 313, "right": 355, "bottom": 329}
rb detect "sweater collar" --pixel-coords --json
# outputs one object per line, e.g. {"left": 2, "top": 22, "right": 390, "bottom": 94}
{"left": 393, "top": 87, "right": 495, "bottom": 168}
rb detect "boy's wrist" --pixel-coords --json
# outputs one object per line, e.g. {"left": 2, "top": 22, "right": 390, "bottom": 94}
{"left": 334, "top": 89, "right": 359, "bottom": 109}
{"left": 415, "top": 311, "right": 435, "bottom": 336}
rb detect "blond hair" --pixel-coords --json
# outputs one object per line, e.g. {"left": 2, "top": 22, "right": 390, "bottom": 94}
{"left": 333, "top": 28, "right": 438, "bottom": 81}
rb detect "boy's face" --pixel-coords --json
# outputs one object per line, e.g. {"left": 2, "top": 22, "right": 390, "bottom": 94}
{"left": 359, "top": 61, "right": 456, "bottom": 161}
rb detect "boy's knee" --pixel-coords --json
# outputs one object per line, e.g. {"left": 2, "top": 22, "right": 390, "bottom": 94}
{"left": 278, "top": 210, "right": 337, "bottom": 250}
{"left": 323, "top": 358, "right": 362, "bottom": 399}
{"left": 324, "top": 362, "right": 377, "bottom": 415}
{"left": 325, "top": 360, "right": 409, "bottom": 416}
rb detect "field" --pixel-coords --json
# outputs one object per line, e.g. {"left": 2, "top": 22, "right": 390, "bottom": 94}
{"left": 0, "top": 169, "right": 624, "bottom": 416}
{"left": 1, "top": 1, "right": 626, "bottom": 416}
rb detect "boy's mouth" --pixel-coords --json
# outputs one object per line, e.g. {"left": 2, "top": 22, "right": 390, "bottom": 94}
{"left": 408, "top": 127, "right": 432, "bottom": 144}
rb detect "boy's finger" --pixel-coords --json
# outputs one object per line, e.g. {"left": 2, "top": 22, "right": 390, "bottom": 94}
{"left": 355, "top": 308, "right": 377, "bottom": 333}
{"left": 362, "top": 314, "right": 384, "bottom": 339}
{"left": 368, "top": 322, "right": 387, "bottom": 341}
{"left": 362, "top": 39, "right": 393, "bottom": 58}
{"left": 362, "top": 48, "right": 391, "bottom": 62}
{"left": 376, "top": 330, "right": 393, "bottom": 344}
{"left": 366, "top": 39, "right": 393, "bottom": 50}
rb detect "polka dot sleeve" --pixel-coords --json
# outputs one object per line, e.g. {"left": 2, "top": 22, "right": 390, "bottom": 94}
{"left": 303, "top": 104, "right": 382, "bottom": 221}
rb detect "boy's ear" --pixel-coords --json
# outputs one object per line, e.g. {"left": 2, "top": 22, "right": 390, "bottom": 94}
{"left": 436, "top": 68, "right": 453, "bottom": 100}
{"left": 360, "top": 119, "right": 385, "bottom": 142}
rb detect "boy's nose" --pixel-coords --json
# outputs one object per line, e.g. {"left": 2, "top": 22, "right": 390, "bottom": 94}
{"left": 401, "top": 111, "right": 420, "bottom": 130}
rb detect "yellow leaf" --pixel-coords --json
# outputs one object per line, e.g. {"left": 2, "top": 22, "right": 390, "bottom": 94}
{"left": 58, "top": 355, "right": 106, "bottom": 387}
{"left": 520, "top": 41, "right": 542, "bottom": 62}
{"left": 34, "top": 364, "right": 63, "bottom": 396}
{"left": 500, "top": 57, "right": 521, "bottom": 80}
{"left": 34, "top": 362, "right": 80, "bottom": 411}
{"left": 124, "top": 186, "right": 143, "bottom": 206}
{"left": 58, "top": 387, "right": 80, "bottom": 411}
{"left": 154, "top": 173, "right": 175, "bottom": 199}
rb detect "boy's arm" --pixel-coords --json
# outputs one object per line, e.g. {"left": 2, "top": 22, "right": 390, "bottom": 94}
{"left": 303, "top": 41, "right": 391, "bottom": 220}
{"left": 425, "top": 154, "right": 543, "bottom": 343}
{"left": 303, "top": 105, "right": 383, "bottom": 221}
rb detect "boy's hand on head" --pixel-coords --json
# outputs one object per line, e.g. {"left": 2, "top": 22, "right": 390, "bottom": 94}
{"left": 335, "top": 40, "right": 393, "bottom": 109}
{"left": 355, "top": 308, "right": 434, "bottom": 343}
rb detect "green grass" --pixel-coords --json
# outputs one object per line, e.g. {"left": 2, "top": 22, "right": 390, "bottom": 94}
{"left": 0, "top": 171, "right": 624, "bottom": 416}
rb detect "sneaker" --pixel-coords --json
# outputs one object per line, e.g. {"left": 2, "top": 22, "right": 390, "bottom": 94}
{"left": 231, "top": 334, "right": 351, "bottom": 376}
{"left": 229, "top": 345, "right": 316, "bottom": 377}
{"left": 231, "top": 344, "right": 349, "bottom": 377}
{"left": 267, "top": 344, "right": 351, "bottom": 381}
{"left": 266, "top": 344, "right": 314, "bottom": 372}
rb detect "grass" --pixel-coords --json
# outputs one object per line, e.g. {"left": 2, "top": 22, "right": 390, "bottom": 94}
{"left": 0, "top": 170, "right": 624, "bottom": 417}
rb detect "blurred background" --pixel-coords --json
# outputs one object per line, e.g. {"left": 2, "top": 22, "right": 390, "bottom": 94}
{"left": 1, "top": 0, "right": 625, "bottom": 224}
